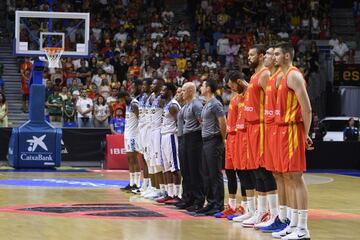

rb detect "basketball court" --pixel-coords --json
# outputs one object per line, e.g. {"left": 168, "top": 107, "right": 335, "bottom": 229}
{"left": 1, "top": 3, "right": 359, "bottom": 240}
{"left": 0, "top": 170, "right": 358, "bottom": 240}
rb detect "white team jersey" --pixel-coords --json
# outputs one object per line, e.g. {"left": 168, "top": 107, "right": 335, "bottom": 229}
{"left": 138, "top": 93, "right": 148, "bottom": 128}
{"left": 124, "top": 98, "right": 139, "bottom": 138}
{"left": 161, "top": 98, "right": 181, "bottom": 134}
{"left": 150, "top": 94, "right": 163, "bottom": 129}
{"left": 144, "top": 95, "right": 152, "bottom": 127}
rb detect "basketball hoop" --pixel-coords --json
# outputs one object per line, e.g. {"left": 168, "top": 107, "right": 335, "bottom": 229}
{"left": 43, "top": 47, "right": 64, "bottom": 69}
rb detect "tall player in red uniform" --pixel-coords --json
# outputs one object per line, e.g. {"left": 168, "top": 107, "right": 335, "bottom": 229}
{"left": 240, "top": 44, "right": 278, "bottom": 228}
{"left": 253, "top": 46, "right": 285, "bottom": 230}
{"left": 272, "top": 42, "right": 313, "bottom": 240}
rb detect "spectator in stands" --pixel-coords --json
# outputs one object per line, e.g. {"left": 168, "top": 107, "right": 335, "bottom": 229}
{"left": 99, "top": 77, "right": 111, "bottom": 99}
{"left": 63, "top": 92, "right": 76, "bottom": 128}
{"left": 0, "top": 92, "right": 8, "bottom": 127}
{"left": 46, "top": 87, "right": 63, "bottom": 123}
{"left": 109, "top": 107, "right": 125, "bottom": 134}
{"left": 76, "top": 90, "right": 93, "bottom": 128}
{"left": 0, "top": 63, "right": 4, "bottom": 92}
{"left": 51, "top": 68, "right": 64, "bottom": 87}
{"left": 102, "top": 57, "right": 115, "bottom": 81}
{"left": 333, "top": 37, "right": 349, "bottom": 63}
{"left": 310, "top": 114, "right": 327, "bottom": 141}
{"left": 77, "top": 59, "right": 92, "bottom": 85}
{"left": 93, "top": 95, "right": 109, "bottom": 128}
{"left": 59, "top": 86, "right": 68, "bottom": 101}
{"left": 343, "top": 117, "right": 359, "bottom": 142}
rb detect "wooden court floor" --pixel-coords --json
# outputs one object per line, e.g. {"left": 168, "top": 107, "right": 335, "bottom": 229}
{"left": 0, "top": 171, "right": 358, "bottom": 240}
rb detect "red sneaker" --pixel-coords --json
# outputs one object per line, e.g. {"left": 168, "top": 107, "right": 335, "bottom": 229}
{"left": 164, "top": 197, "right": 181, "bottom": 205}
{"left": 156, "top": 196, "right": 173, "bottom": 203}
{"left": 214, "top": 204, "right": 237, "bottom": 218}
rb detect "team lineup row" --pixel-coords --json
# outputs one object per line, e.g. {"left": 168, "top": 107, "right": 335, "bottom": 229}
{"left": 120, "top": 42, "right": 312, "bottom": 240}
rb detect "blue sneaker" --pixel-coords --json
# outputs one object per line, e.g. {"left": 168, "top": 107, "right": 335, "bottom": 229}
{"left": 213, "top": 211, "right": 224, "bottom": 218}
{"left": 260, "top": 217, "right": 289, "bottom": 233}
{"left": 227, "top": 213, "right": 241, "bottom": 220}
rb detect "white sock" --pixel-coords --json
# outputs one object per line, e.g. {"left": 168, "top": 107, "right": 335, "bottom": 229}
{"left": 279, "top": 205, "right": 287, "bottom": 222}
{"left": 134, "top": 172, "right": 141, "bottom": 187}
{"left": 267, "top": 194, "right": 279, "bottom": 217}
{"left": 298, "top": 210, "right": 308, "bottom": 230}
{"left": 287, "top": 206, "right": 292, "bottom": 220}
{"left": 142, "top": 178, "right": 149, "bottom": 188}
{"left": 241, "top": 201, "right": 247, "bottom": 213}
{"left": 290, "top": 209, "right": 299, "bottom": 227}
{"left": 247, "top": 197, "right": 255, "bottom": 213}
{"left": 147, "top": 178, "right": 152, "bottom": 189}
{"left": 129, "top": 172, "right": 135, "bottom": 186}
{"left": 175, "top": 184, "right": 181, "bottom": 198}
{"left": 167, "top": 184, "right": 174, "bottom": 197}
{"left": 258, "top": 195, "right": 267, "bottom": 213}
{"left": 228, "top": 198, "right": 237, "bottom": 210}
{"left": 159, "top": 184, "right": 166, "bottom": 194}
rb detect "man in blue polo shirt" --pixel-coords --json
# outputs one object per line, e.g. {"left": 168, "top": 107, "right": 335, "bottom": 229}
{"left": 110, "top": 107, "right": 125, "bottom": 134}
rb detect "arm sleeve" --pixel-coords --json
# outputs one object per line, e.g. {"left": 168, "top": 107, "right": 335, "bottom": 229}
{"left": 192, "top": 100, "right": 203, "bottom": 119}
{"left": 212, "top": 101, "right": 225, "bottom": 118}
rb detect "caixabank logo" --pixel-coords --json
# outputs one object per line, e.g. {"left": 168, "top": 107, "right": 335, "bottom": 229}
{"left": 20, "top": 134, "right": 54, "bottom": 161}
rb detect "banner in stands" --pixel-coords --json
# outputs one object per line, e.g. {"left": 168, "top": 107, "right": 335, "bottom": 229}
{"left": 334, "top": 64, "right": 360, "bottom": 86}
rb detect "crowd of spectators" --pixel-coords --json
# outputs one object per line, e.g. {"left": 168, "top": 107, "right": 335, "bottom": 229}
{"left": 10, "top": 0, "right": 332, "bottom": 128}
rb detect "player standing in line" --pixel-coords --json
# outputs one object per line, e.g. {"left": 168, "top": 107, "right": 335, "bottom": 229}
{"left": 272, "top": 43, "right": 312, "bottom": 240}
{"left": 133, "top": 79, "right": 152, "bottom": 194}
{"left": 254, "top": 46, "right": 284, "bottom": 230}
{"left": 144, "top": 78, "right": 166, "bottom": 199}
{"left": 141, "top": 79, "right": 158, "bottom": 197}
{"left": 122, "top": 91, "right": 141, "bottom": 191}
{"left": 157, "top": 82, "right": 182, "bottom": 204}
{"left": 214, "top": 71, "right": 248, "bottom": 219}
{"left": 238, "top": 44, "right": 277, "bottom": 228}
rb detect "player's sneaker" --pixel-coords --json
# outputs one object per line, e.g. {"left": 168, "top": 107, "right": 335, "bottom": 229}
{"left": 260, "top": 217, "right": 289, "bottom": 233}
{"left": 281, "top": 228, "right": 310, "bottom": 240}
{"left": 227, "top": 205, "right": 246, "bottom": 220}
{"left": 143, "top": 188, "right": 160, "bottom": 199}
{"left": 121, "top": 184, "right": 133, "bottom": 192}
{"left": 156, "top": 196, "right": 172, "bottom": 203}
{"left": 164, "top": 196, "right": 181, "bottom": 205}
{"left": 232, "top": 211, "right": 254, "bottom": 222}
{"left": 254, "top": 214, "right": 278, "bottom": 229}
{"left": 140, "top": 187, "right": 154, "bottom": 197}
{"left": 272, "top": 225, "right": 297, "bottom": 239}
{"left": 214, "top": 205, "right": 245, "bottom": 218}
{"left": 242, "top": 211, "right": 269, "bottom": 228}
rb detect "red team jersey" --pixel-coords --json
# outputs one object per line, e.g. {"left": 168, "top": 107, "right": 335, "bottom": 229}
{"left": 275, "top": 66, "right": 306, "bottom": 172}
{"left": 234, "top": 93, "right": 247, "bottom": 170}
{"left": 264, "top": 68, "right": 282, "bottom": 171}
{"left": 225, "top": 93, "right": 240, "bottom": 170}
{"left": 244, "top": 67, "right": 269, "bottom": 169}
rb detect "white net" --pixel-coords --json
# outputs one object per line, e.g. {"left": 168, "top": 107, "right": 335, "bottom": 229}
{"left": 44, "top": 47, "right": 64, "bottom": 69}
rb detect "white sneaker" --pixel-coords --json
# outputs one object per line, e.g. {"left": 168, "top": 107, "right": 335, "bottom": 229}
{"left": 242, "top": 210, "right": 267, "bottom": 228}
{"left": 232, "top": 211, "right": 254, "bottom": 223}
{"left": 144, "top": 189, "right": 161, "bottom": 199}
{"left": 281, "top": 228, "right": 310, "bottom": 240}
{"left": 140, "top": 187, "right": 153, "bottom": 197}
{"left": 272, "top": 225, "right": 297, "bottom": 239}
{"left": 254, "top": 215, "right": 277, "bottom": 229}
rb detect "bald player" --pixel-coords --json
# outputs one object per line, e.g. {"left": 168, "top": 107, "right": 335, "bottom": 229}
{"left": 271, "top": 42, "right": 313, "bottom": 240}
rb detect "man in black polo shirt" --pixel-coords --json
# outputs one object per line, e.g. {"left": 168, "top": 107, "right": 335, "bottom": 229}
{"left": 197, "top": 79, "right": 227, "bottom": 216}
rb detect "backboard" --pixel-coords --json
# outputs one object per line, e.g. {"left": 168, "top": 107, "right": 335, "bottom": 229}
{"left": 14, "top": 10, "right": 90, "bottom": 58}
